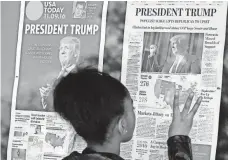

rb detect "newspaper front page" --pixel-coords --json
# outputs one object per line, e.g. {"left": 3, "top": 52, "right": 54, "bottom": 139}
{"left": 7, "top": 1, "right": 108, "bottom": 160}
{"left": 121, "top": 1, "right": 227, "bottom": 160}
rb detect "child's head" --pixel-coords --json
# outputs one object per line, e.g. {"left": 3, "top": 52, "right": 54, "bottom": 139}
{"left": 53, "top": 68, "right": 135, "bottom": 145}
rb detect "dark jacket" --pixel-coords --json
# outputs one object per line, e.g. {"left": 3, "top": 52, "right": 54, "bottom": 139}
{"left": 63, "top": 135, "right": 192, "bottom": 160}
{"left": 162, "top": 54, "right": 201, "bottom": 74}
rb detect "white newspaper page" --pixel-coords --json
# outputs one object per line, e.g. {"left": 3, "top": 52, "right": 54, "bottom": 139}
{"left": 7, "top": 1, "right": 108, "bottom": 160}
{"left": 121, "top": 1, "right": 227, "bottom": 160}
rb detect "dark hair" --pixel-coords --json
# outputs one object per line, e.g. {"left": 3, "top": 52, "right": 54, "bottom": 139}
{"left": 76, "top": 2, "right": 87, "bottom": 9}
{"left": 53, "top": 68, "right": 128, "bottom": 144}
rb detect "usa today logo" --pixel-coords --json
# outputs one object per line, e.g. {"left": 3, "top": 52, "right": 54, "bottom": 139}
{"left": 26, "top": 1, "right": 43, "bottom": 21}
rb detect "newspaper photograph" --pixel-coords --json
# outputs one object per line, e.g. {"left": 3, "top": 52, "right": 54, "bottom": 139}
{"left": 121, "top": 1, "right": 227, "bottom": 160}
{"left": 141, "top": 32, "right": 203, "bottom": 74}
{"left": 7, "top": 1, "right": 108, "bottom": 160}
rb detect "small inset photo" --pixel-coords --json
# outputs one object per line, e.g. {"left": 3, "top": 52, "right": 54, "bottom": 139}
{"left": 11, "top": 148, "right": 26, "bottom": 160}
{"left": 27, "top": 136, "right": 43, "bottom": 153}
{"left": 72, "top": 1, "right": 87, "bottom": 18}
{"left": 30, "top": 124, "right": 44, "bottom": 135}
{"left": 14, "top": 131, "right": 28, "bottom": 137}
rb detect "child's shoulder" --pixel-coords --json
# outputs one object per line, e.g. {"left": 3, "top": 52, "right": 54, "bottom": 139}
{"left": 63, "top": 151, "right": 112, "bottom": 160}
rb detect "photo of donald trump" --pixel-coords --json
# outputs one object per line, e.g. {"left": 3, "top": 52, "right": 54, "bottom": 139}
{"left": 39, "top": 36, "right": 81, "bottom": 110}
{"left": 141, "top": 33, "right": 203, "bottom": 74}
{"left": 162, "top": 34, "right": 201, "bottom": 74}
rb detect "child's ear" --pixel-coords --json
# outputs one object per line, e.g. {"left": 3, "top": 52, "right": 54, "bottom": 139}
{"left": 118, "top": 117, "right": 127, "bottom": 135}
